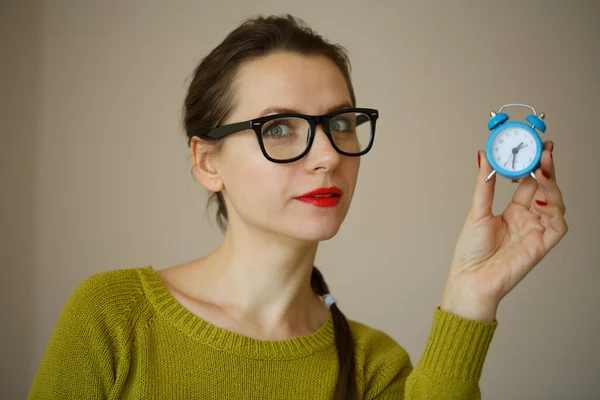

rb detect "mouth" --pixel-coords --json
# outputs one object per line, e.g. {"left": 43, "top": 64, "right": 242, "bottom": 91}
{"left": 294, "top": 187, "right": 343, "bottom": 208}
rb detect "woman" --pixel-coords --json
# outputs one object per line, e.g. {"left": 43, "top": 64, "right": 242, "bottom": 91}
{"left": 29, "top": 14, "right": 568, "bottom": 399}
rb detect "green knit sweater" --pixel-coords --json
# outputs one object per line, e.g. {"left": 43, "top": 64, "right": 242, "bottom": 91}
{"left": 28, "top": 267, "right": 497, "bottom": 399}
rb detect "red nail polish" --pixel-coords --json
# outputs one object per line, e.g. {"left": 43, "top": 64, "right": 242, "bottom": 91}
{"left": 536, "top": 200, "right": 548, "bottom": 207}
{"left": 478, "top": 152, "right": 481, "bottom": 168}
{"left": 542, "top": 170, "right": 551, "bottom": 179}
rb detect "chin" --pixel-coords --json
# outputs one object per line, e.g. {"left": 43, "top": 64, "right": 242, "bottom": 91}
{"left": 243, "top": 203, "right": 349, "bottom": 242}
{"left": 296, "top": 229, "right": 340, "bottom": 242}
{"left": 286, "top": 217, "right": 344, "bottom": 242}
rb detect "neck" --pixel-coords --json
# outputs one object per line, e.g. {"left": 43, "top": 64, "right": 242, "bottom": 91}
{"left": 193, "top": 219, "right": 327, "bottom": 336}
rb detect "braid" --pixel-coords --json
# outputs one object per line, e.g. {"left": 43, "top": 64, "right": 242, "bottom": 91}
{"left": 311, "top": 267, "right": 357, "bottom": 400}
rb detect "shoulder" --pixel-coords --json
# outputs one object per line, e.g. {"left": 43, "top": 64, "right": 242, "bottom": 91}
{"left": 62, "top": 267, "right": 150, "bottom": 328}
{"left": 348, "top": 318, "right": 410, "bottom": 362}
{"left": 347, "top": 318, "right": 413, "bottom": 394}
{"left": 30, "top": 268, "right": 154, "bottom": 397}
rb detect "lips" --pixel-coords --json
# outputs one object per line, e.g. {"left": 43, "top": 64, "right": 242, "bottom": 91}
{"left": 295, "top": 187, "right": 342, "bottom": 207}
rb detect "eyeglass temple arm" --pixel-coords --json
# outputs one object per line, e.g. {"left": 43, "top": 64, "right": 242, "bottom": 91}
{"left": 356, "top": 114, "right": 369, "bottom": 127}
{"left": 206, "top": 121, "right": 251, "bottom": 139}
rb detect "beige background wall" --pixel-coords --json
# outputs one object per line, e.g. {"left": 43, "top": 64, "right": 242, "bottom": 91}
{"left": 2, "top": 1, "right": 599, "bottom": 398}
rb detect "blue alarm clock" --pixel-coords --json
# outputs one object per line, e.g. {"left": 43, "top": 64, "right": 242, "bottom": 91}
{"left": 484, "top": 103, "right": 546, "bottom": 182}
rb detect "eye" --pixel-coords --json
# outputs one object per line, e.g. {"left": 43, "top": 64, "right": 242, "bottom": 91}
{"left": 263, "top": 120, "right": 291, "bottom": 138}
{"left": 330, "top": 117, "right": 354, "bottom": 132}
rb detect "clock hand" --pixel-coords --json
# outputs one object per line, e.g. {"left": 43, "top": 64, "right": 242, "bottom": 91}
{"left": 504, "top": 144, "right": 520, "bottom": 168}
{"left": 504, "top": 152, "right": 515, "bottom": 168}
{"left": 512, "top": 142, "right": 529, "bottom": 169}
{"left": 505, "top": 141, "right": 530, "bottom": 170}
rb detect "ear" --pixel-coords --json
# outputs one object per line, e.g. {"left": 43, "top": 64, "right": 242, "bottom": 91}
{"left": 190, "top": 137, "right": 224, "bottom": 193}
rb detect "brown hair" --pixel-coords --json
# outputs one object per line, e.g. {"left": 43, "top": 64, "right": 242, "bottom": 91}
{"left": 182, "top": 14, "right": 358, "bottom": 399}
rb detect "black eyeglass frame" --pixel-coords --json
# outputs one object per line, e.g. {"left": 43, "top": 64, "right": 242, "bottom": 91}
{"left": 195, "top": 108, "right": 379, "bottom": 164}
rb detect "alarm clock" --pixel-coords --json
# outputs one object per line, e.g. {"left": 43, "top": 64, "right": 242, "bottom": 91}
{"left": 484, "top": 103, "right": 546, "bottom": 182}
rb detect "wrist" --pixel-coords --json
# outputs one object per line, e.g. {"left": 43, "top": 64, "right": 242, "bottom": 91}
{"left": 440, "top": 296, "right": 498, "bottom": 323}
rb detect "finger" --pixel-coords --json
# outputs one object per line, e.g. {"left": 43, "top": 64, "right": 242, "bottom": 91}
{"left": 534, "top": 165, "right": 566, "bottom": 215}
{"left": 471, "top": 151, "right": 496, "bottom": 220}
{"left": 534, "top": 141, "right": 566, "bottom": 214}
{"left": 511, "top": 175, "right": 539, "bottom": 208}
{"left": 532, "top": 202, "right": 569, "bottom": 250}
{"left": 540, "top": 141, "right": 555, "bottom": 179}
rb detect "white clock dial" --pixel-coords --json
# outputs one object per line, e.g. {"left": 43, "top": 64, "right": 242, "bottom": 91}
{"left": 491, "top": 127, "right": 538, "bottom": 172}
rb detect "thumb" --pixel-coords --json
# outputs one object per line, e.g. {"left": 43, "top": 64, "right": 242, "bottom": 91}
{"left": 470, "top": 151, "right": 496, "bottom": 220}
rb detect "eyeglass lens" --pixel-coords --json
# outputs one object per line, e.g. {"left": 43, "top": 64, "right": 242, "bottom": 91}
{"left": 260, "top": 111, "right": 372, "bottom": 160}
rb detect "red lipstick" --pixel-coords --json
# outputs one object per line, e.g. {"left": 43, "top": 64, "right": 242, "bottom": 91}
{"left": 295, "top": 187, "right": 343, "bottom": 207}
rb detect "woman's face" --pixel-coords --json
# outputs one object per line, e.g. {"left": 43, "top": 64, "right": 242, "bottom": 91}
{"left": 213, "top": 52, "right": 360, "bottom": 242}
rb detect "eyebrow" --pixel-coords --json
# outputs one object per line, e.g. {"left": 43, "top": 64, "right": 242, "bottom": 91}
{"left": 258, "top": 102, "right": 354, "bottom": 117}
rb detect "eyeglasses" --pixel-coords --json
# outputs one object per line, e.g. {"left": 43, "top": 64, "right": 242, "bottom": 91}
{"left": 197, "top": 108, "right": 379, "bottom": 163}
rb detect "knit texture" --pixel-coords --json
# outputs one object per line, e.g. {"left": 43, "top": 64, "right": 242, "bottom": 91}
{"left": 29, "top": 267, "right": 497, "bottom": 399}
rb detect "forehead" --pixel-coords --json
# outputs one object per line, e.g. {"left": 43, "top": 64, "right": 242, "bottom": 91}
{"left": 231, "top": 52, "right": 352, "bottom": 119}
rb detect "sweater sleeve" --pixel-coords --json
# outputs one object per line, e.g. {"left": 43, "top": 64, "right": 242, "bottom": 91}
{"left": 28, "top": 273, "right": 128, "bottom": 400}
{"left": 368, "top": 307, "right": 497, "bottom": 399}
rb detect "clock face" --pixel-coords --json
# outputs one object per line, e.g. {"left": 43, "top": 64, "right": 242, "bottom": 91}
{"left": 491, "top": 126, "right": 538, "bottom": 173}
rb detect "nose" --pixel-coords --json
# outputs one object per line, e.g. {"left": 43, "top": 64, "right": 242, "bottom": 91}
{"left": 304, "top": 124, "right": 341, "bottom": 172}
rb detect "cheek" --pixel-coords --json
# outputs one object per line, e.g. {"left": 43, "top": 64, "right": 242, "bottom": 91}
{"left": 219, "top": 139, "right": 290, "bottom": 209}
{"left": 342, "top": 158, "right": 360, "bottom": 191}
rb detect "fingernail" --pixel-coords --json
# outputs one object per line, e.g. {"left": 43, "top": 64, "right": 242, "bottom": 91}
{"left": 542, "top": 169, "right": 551, "bottom": 179}
{"left": 536, "top": 199, "right": 548, "bottom": 207}
{"left": 550, "top": 142, "right": 554, "bottom": 160}
{"left": 478, "top": 152, "right": 481, "bottom": 168}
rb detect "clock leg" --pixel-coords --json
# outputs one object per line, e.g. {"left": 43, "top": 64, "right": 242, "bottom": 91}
{"left": 530, "top": 171, "right": 538, "bottom": 183}
{"left": 485, "top": 170, "right": 497, "bottom": 182}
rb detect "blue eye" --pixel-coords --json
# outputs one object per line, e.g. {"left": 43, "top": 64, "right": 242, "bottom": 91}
{"left": 263, "top": 121, "right": 290, "bottom": 138}
{"left": 330, "top": 117, "right": 354, "bottom": 132}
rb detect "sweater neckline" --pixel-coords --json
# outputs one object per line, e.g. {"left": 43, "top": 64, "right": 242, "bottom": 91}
{"left": 138, "top": 266, "right": 336, "bottom": 360}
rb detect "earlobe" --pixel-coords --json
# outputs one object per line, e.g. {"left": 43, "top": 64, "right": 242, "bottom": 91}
{"left": 190, "top": 138, "right": 223, "bottom": 193}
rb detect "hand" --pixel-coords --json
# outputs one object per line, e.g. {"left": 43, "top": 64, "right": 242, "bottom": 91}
{"left": 441, "top": 141, "right": 568, "bottom": 322}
